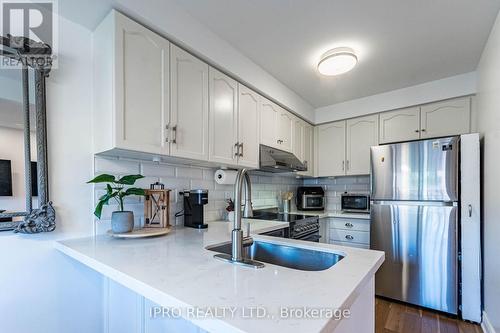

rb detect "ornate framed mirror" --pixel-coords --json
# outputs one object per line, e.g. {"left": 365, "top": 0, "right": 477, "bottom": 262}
{"left": 0, "top": 35, "right": 55, "bottom": 233}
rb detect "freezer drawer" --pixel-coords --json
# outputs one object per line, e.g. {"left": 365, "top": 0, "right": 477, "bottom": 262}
{"left": 370, "top": 202, "right": 458, "bottom": 314}
{"left": 370, "top": 136, "right": 459, "bottom": 201}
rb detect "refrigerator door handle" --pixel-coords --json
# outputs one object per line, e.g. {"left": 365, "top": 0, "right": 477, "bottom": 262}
{"left": 371, "top": 200, "right": 458, "bottom": 207}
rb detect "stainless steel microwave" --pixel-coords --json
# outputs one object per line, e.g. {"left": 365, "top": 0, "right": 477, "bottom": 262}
{"left": 296, "top": 187, "right": 325, "bottom": 211}
{"left": 341, "top": 193, "right": 370, "bottom": 213}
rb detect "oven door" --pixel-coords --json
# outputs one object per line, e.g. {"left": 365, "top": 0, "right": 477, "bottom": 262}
{"left": 295, "top": 231, "right": 321, "bottom": 242}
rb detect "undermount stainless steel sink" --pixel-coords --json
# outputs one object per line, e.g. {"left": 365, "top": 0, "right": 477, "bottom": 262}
{"left": 206, "top": 241, "right": 344, "bottom": 271}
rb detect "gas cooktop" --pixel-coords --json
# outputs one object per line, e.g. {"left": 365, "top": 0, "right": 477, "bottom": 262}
{"left": 249, "top": 210, "right": 318, "bottom": 223}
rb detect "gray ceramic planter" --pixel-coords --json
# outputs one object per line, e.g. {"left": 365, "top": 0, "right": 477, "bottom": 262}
{"left": 111, "top": 211, "right": 134, "bottom": 234}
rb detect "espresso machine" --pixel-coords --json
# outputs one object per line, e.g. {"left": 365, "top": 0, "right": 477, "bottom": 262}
{"left": 181, "top": 189, "right": 208, "bottom": 229}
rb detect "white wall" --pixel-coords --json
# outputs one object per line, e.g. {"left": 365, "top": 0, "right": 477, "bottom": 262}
{"left": 0, "top": 16, "right": 103, "bottom": 333}
{"left": 315, "top": 72, "right": 477, "bottom": 124}
{"left": 105, "top": 0, "right": 315, "bottom": 122}
{"left": 477, "top": 9, "right": 500, "bottom": 332}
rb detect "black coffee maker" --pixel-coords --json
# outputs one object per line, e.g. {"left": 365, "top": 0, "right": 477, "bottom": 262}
{"left": 181, "top": 189, "right": 209, "bottom": 229}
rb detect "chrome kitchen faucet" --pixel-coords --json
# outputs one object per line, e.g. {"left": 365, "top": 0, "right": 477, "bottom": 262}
{"left": 214, "top": 169, "right": 264, "bottom": 268}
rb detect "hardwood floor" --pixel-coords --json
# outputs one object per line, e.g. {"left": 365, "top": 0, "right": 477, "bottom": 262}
{"left": 375, "top": 297, "right": 482, "bottom": 333}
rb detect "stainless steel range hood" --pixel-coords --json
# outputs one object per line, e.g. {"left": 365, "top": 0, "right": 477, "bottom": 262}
{"left": 259, "top": 145, "right": 307, "bottom": 173}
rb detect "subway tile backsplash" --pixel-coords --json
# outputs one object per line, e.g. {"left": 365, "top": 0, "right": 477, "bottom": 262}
{"left": 93, "top": 157, "right": 301, "bottom": 234}
{"left": 303, "top": 176, "right": 370, "bottom": 211}
{"left": 92, "top": 156, "right": 369, "bottom": 233}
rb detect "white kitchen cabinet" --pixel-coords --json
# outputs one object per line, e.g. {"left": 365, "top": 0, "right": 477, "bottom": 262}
{"left": 298, "top": 122, "right": 314, "bottom": 177}
{"left": 379, "top": 107, "right": 420, "bottom": 144}
{"left": 317, "top": 121, "right": 346, "bottom": 177}
{"left": 170, "top": 45, "right": 209, "bottom": 161}
{"left": 346, "top": 115, "right": 379, "bottom": 175}
{"left": 292, "top": 116, "right": 304, "bottom": 161}
{"left": 93, "top": 10, "right": 170, "bottom": 155}
{"left": 260, "top": 98, "right": 280, "bottom": 148}
{"left": 379, "top": 97, "right": 471, "bottom": 144}
{"left": 420, "top": 97, "right": 471, "bottom": 139}
{"left": 208, "top": 67, "right": 238, "bottom": 165}
{"left": 237, "top": 84, "right": 261, "bottom": 168}
{"left": 278, "top": 108, "right": 293, "bottom": 152}
{"left": 325, "top": 217, "right": 371, "bottom": 249}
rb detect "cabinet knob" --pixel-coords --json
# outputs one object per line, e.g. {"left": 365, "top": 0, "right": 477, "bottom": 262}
{"left": 421, "top": 129, "right": 426, "bottom": 132}
{"left": 415, "top": 129, "right": 419, "bottom": 133}
{"left": 345, "top": 235, "right": 354, "bottom": 240}
{"left": 345, "top": 222, "right": 353, "bottom": 228}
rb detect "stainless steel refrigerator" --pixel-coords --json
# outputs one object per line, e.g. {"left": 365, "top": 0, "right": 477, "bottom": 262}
{"left": 370, "top": 136, "right": 460, "bottom": 314}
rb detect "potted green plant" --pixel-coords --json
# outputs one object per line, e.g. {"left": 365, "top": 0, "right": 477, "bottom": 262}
{"left": 87, "top": 174, "right": 145, "bottom": 233}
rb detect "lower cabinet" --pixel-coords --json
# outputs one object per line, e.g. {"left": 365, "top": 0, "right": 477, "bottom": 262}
{"left": 321, "top": 217, "right": 370, "bottom": 249}
{"left": 106, "top": 278, "right": 206, "bottom": 333}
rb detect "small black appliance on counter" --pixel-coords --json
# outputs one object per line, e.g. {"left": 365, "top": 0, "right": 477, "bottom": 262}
{"left": 296, "top": 186, "right": 325, "bottom": 211}
{"left": 180, "top": 189, "right": 208, "bottom": 229}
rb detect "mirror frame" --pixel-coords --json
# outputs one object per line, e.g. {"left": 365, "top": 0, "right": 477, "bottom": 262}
{"left": 0, "top": 35, "right": 55, "bottom": 233}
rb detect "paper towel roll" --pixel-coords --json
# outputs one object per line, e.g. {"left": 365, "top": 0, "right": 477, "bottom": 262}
{"left": 214, "top": 169, "right": 238, "bottom": 185}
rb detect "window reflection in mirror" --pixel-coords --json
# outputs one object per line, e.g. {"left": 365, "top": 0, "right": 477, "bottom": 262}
{"left": 0, "top": 67, "right": 38, "bottom": 223}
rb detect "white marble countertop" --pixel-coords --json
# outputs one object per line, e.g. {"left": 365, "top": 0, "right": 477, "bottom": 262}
{"left": 55, "top": 219, "right": 383, "bottom": 333}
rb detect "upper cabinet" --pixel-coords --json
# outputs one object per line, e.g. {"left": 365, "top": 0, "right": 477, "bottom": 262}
{"left": 208, "top": 70, "right": 260, "bottom": 168}
{"left": 237, "top": 84, "right": 261, "bottom": 168}
{"left": 170, "top": 45, "right": 209, "bottom": 161}
{"left": 278, "top": 108, "right": 293, "bottom": 152}
{"left": 292, "top": 117, "right": 304, "bottom": 161}
{"left": 93, "top": 11, "right": 170, "bottom": 155}
{"left": 317, "top": 121, "right": 346, "bottom": 177}
{"left": 379, "top": 107, "right": 420, "bottom": 144}
{"left": 259, "top": 98, "right": 293, "bottom": 152}
{"left": 346, "top": 115, "right": 379, "bottom": 175}
{"left": 298, "top": 123, "right": 314, "bottom": 177}
{"left": 379, "top": 97, "right": 471, "bottom": 144}
{"left": 260, "top": 98, "right": 280, "bottom": 149}
{"left": 208, "top": 67, "right": 238, "bottom": 165}
{"left": 317, "top": 115, "right": 378, "bottom": 177}
{"left": 420, "top": 97, "right": 471, "bottom": 139}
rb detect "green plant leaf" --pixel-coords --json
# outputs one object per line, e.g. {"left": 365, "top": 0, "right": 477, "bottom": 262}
{"left": 117, "top": 174, "right": 144, "bottom": 185}
{"left": 87, "top": 174, "right": 116, "bottom": 184}
{"left": 124, "top": 188, "right": 145, "bottom": 196}
{"left": 106, "top": 184, "right": 113, "bottom": 195}
{"left": 94, "top": 200, "right": 106, "bottom": 219}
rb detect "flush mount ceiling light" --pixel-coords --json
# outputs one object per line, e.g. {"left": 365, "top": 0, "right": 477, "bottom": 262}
{"left": 317, "top": 47, "right": 358, "bottom": 76}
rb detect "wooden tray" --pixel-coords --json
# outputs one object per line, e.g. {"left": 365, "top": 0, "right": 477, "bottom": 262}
{"left": 107, "top": 227, "right": 171, "bottom": 239}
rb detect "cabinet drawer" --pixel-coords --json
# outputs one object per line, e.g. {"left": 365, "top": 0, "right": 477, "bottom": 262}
{"left": 329, "top": 218, "right": 370, "bottom": 232}
{"left": 330, "top": 240, "right": 370, "bottom": 249}
{"left": 329, "top": 229, "right": 369, "bottom": 244}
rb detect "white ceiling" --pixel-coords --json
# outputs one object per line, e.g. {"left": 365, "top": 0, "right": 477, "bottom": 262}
{"left": 172, "top": 0, "right": 500, "bottom": 107}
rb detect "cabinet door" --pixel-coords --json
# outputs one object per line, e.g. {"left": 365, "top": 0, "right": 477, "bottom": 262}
{"left": 346, "top": 115, "right": 379, "bottom": 175}
{"left": 317, "top": 121, "right": 346, "bottom": 177}
{"left": 278, "top": 109, "right": 293, "bottom": 152}
{"left": 170, "top": 45, "right": 209, "bottom": 160}
{"left": 379, "top": 107, "right": 420, "bottom": 144}
{"left": 292, "top": 117, "right": 304, "bottom": 161}
{"left": 238, "top": 84, "right": 260, "bottom": 168}
{"left": 260, "top": 98, "right": 279, "bottom": 148}
{"left": 420, "top": 97, "right": 470, "bottom": 139}
{"left": 298, "top": 123, "right": 314, "bottom": 177}
{"left": 114, "top": 13, "right": 170, "bottom": 155}
{"left": 208, "top": 67, "right": 238, "bottom": 165}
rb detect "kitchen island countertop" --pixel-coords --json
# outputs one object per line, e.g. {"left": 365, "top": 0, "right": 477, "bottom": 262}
{"left": 55, "top": 219, "right": 383, "bottom": 333}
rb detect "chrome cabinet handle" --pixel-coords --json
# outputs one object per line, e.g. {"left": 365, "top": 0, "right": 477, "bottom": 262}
{"left": 165, "top": 124, "right": 169, "bottom": 142}
{"left": 234, "top": 142, "right": 240, "bottom": 158}
{"left": 342, "top": 161, "right": 345, "bottom": 171}
{"left": 468, "top": 204, "right": 472, "bottom": 218}
{"left": 421, "top": 129, "right": 426, "bottom": 132}
{"left": 346, "top": 160, "right": 350, "bottom": 171}
{"left": 239, "top": 142, "right": 244, "bottom": 157}
{"left": 172, "top": 125, "right": 177, "bottom": 144}
{"left": 345, "top": 235, "right": 354, "bottom": 240}
{"left": 345, "top": 222, "right": 353, "bottom": 228}
{"left": 415, "top": 129, "right": 419, "bottom": 133}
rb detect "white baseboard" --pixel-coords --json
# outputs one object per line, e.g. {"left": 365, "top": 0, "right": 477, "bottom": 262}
{"left": 482, "top": 311, "right": 497, "bottom": 333}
